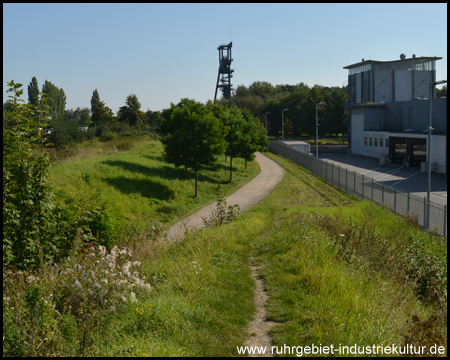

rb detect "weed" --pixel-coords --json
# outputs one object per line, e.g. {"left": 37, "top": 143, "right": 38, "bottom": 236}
{"left": 202, "top": 198, "right": 240, "bottom": 227}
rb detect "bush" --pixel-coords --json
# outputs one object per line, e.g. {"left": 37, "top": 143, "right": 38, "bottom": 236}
{"left": 3, "top": 81, "right": 74, "bottom": 269}
{"left": 202, "top": 198, "right": 240, "bottom": 227}
{"left": 3, "top": 245, "right": 152, "bottom": 356}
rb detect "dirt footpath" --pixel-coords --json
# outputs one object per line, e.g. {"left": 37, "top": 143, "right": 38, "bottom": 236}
{"left": 166, "top": 152, "right": 285, "bottom": 241}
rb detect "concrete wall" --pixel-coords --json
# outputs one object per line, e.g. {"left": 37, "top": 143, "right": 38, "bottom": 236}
{"left": 394, "top": 70, "right": 413, "bottom": 101}
{"left": 374, "top": 70, "right": 393, "bottom": 102}
{"left": 384, "top": 98, "right": 446, "bottom": 132}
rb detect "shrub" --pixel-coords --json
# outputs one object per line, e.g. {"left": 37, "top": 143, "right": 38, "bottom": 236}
{"left": 3, "top": 81, "right": 74, "bottom": 269}
{"left": 2, "top": 245, "right": 152, "bottom": 356}
{"left": 202, "top": 198, "right": 240, "bottom": 227}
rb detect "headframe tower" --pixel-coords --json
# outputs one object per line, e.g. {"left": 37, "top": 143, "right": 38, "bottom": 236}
{"left": 214, "top": 42, "right": 234, "bottom": 102}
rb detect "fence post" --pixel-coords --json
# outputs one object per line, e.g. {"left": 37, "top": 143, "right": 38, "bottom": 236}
{"left": 423, "top": 197, "right": 427, "bottom": 229}
{"left": 354, "top": 171, "right": 356, "bottom": 197}
{"left": 407, "top": 192, "right": 410, "bottom": 213}
{"left": 345, "top": 168, "right": 348, "bottom": 193}
{"left": 382, "top": 184, "right": 384, "bottom": 205}
{"left": 371, "top": 178, "right": 374, "bottom": 200}
{"left": 332, "top": 163, "right": 334, "bottom": 186}
{"left": 338, "top": 165, "right": 341, "bottom": 190}
{"left": 444, "top": 204, "right": 447, "bottom": 238}
{"left": 394, "top": 189, "right": 397, "bottom": 212}
{"left": 362, "top": 174, "right": 365, "bottom": 200}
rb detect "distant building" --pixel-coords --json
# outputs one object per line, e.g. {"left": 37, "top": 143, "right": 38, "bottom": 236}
{"left": 343, "top": 54, "right": 446, "bottom": 174}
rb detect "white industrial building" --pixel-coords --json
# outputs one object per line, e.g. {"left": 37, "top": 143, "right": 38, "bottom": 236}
{"left": 278, "top": 140, "right": 311, "bottom": 155}
{"left": 343, "top": 54, "right": 446, "bottom": 174}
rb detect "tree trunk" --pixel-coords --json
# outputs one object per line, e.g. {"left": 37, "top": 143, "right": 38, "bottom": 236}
{"left": 195, "top": 171, "right": 198, "bottom": 197}
{"left": 229, "top": 156, "right": 233, "bottom": 182}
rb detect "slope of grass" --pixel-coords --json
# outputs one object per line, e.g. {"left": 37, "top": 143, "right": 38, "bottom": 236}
{"left": 3, "top": 147, "right": 446, "bottom": 357}
{"left": 48, "top": 137, "right": 260, "bottom": 232}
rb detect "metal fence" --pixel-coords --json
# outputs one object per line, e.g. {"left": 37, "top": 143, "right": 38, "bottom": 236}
{"left": 268, "top": 141, "right": 447, "bottom": 238}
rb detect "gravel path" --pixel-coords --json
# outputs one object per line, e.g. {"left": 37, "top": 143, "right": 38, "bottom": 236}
{"left": 166, "top": 152, "right": 285, "bottom": 241}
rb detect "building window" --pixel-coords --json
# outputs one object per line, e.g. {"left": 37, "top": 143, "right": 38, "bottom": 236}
{"left": 369, "top": 137, "right": 373, "bottom": 146}
{"left": 364, "top": 137, "right": 368, "bottom": 145}
{"left": 374, "top": 138, "right": 378, "bottom": 147}
{"left": 380, "top": 138, "right": 384, "bottom": 147}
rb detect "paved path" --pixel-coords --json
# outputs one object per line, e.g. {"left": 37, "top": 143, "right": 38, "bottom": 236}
{"left": 166, "top": 152, "right": 285, "bottom": 241}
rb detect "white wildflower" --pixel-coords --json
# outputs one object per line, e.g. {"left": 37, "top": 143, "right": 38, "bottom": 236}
{"left": 101, "top": 278, "right": 108, "bottom": 285}
{"left": 98, "top": 245, "right": 106, "bottom": 257}
{"left": 129, "top": 292, "right": 137, "bottom": 303}
{"left": 117, "top": 279, "right": 128, "bottom": 289}
{"left": 131, "top": 261, "right": 141, "bottom": 267}
{"left": 72, "top": 280, "right": 82, "bottom": 289}
{"left": 74, "top": 264, "right": 84, "bottom": 271}
{"left": 26, "top": 275, "right": 38, "bottom": 284}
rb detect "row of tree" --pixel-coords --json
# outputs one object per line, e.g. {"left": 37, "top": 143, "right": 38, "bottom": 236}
{"left": 217, "top": 81, "right": 349, "bottom": 138}
{"left": 4, "top": 77, "right": 165, "bottom": 149}
{"left": 160, "top": 98, "right": 267, "bottom": 197}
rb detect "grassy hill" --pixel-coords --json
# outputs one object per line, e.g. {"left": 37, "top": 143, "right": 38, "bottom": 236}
{"left": 3, "top": 137, "right": 446, "bottom": 357}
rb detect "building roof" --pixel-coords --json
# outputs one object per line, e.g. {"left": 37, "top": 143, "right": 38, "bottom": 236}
{"left": 343, "top": 56, "right": 442, "bottom": 69}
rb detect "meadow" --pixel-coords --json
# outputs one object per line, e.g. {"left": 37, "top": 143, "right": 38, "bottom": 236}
{"left": 3, "top": 137, "right": 446, "bottom": 357}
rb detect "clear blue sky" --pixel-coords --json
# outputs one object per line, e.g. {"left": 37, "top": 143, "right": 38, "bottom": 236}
{"left": 3, "top": 3, "right": 447, "bottom": 113}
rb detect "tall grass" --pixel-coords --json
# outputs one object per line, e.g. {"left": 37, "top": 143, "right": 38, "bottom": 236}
{"left": 3, "top": 148, "right": 446, "bottom": 357}
{"left": 48, "top": 137, "right": 260, "bottom": 238}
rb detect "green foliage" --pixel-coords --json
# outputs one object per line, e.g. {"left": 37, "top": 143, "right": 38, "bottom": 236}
{"left": 202, "top": 197, "right": 240, "bottom": 227}
{"left": 90, "top": 100, "right": 116, "bottom": 135}
{"left": 90, "top": 89, "right": 100, "bottom": 114}
{"left": 41, "top": 79, "right": 66, "bottom": 126}
{"left": 220, "top": 80, "right": 348, "bottom": 138}
{"left": 27, "top": 76, "right": 39, "bottom": 106}
{"left": 117, "top": 94, "right": 146, "bottom": 129}
{"left": 3, "top": 80, "right": 63, "bottom": 269}
{"left": 161, "top": 99, "right": 226, "bottom": 196}
{"left": 3, "top": 81, "right": 122, "bottom": 269}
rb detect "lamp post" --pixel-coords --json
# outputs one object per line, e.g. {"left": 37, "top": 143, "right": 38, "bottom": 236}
{"left": 265, "top": 112, "right": 270, "bottom": 132}
{"left": 316, "top": 102, "right": 325, "bottom": 158}
{"left": 282, "top": 108, "right": 289, "bottom": 142}
{"left": 426, "top": 80, "right": 446, "bottom": 227}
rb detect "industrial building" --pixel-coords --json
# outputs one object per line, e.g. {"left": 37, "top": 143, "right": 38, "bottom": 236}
{"left": 343, "top": 54, "right": 446, "bottom": 174}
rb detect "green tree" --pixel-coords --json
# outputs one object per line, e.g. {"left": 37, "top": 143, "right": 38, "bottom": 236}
{"left": 221, "top": 107, "right": 247, "bottom": 181}
{"left": 27, "top": 76, "right": 39, "bottom": 106}
{"left": 161, "top": 99, "right": 226, "bottom": 197}
{"left": 91, "top": 89, "right": 100, "bottom": 115}
{"left": 145, "top": 109, "right": 163, "bottom": 131}
{"left": 436, "top": 85, "right": 447, "bottom": 98}
{"left": 301, "top": 85, "right": 326, "bottom": 137}
{"left": 323, "top": 87, "right": 347, "bottom": 137}
{"left": 117, "top": 94, "right": 146, "bottom": 129}
{"left": 90, "top": 100, "right": 115, "bottom": 136}
{"left": 41, "top": 80, "right": 66, "bottom": 126}
{"left": 239, "top": 108, "right": 268, "bottom": 168}
{"left": 3, "top": 81, "right": 60, "bottom": 268}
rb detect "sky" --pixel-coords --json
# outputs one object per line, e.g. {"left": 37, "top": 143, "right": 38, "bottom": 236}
{"left": 3, "top": 3, "right": 448, "bottom": 113}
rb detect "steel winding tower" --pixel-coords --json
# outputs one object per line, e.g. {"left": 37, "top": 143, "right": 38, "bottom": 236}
{"left": 214, "top": 42, "right": 234, "bottom": 102}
